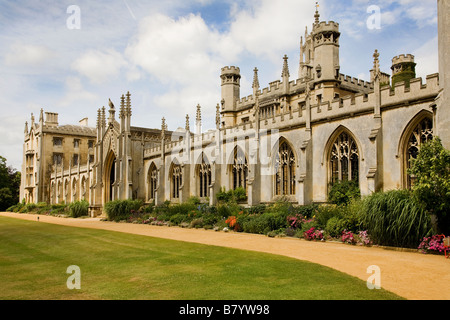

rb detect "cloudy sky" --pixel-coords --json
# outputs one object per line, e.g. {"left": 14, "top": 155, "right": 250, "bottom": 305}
{"left": 0, "top": 0, "right": 439, "bottom": 170}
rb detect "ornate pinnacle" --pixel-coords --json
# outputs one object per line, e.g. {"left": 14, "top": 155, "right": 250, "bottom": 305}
{"left": 314, "top": 2, "right": 320, "bottom": 24}
{"left": 215, "top": 104, "right": 221, "bottom": 129}
{"left": 373, "top": 49, "right": 380, "bottom": 72}
{"left": 119, "top": 94, "right": 125, "bottom": 118}
{"left": 101, "top": 106, "right": 106, "bottom": 128}
{"left": 96, "top": 108, "right": 101, "bottom": 128}
{"left": 161, "top": 117, "right": 166, "bottom": 139}
{"left": 185, "top": 114, "right": 190, "bottom": 131}
{"left": 282, "top": 55, "right": 290, "bottom": 78}
{"left": 196, "top": 104, "right": 201, "bottom": 122}
{"left": 126, "top": 91, "right": 132, "bottom": 116}
{"left": 252, "top": 67, "right": 259, "bottom": 90}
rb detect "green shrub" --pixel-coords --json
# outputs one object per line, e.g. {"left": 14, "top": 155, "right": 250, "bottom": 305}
{"left": 68, "top": 200, "right": 89, "bottom": 218}
{"left": 328, "top": 180, "right": 361, "bottom": 206}
{"left": 359, "top": 190, "right": 432, "bottom": 248}
{"left": 104, "top": 199, "right": 143, "bottom": 222}
{"left": 325, "top": 216, "right": 350, "bottom": 238}
{"left": 314, "top": 204, "right": 341, "bottom": 229}
{"left": 233, "top": 187, "right": 247, "bottom": 202}
{"left": 408, "top": 137, "right": 450, "bottom": 234}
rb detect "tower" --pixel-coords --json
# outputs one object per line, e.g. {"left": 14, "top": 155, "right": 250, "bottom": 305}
{"left": 391, "top": 54, "right": 416, "bottom": 88}
{"left": 220, "top": 66, "right": 241, "bottom": 127}
{"left": 436, "top": 0, "right": 450, "bottom": 148}
{"left": 310, "top": 8, "right": 340, "bottom": 84}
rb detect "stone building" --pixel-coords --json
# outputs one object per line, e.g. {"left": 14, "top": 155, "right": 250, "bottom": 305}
{"left": 20, "top": 4, "right": 449, "bottom": 216}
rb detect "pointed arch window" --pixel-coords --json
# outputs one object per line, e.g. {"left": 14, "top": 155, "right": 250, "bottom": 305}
{"left": 330, "top": 132, "right": 359, "bottom": 184}
{"left": 232, "top": 148, "right": 248, "bottom": 190}
{"left": 171, "top": 164, "right": 182, "bottom": 199}
{"left": 275, "top": 141, "right": 296, "bottom": 195}
{"left": 198, "top": 157, "right": 211, "bottom": 198}
{"left": 148, "top": 164, "right": 157, "bottom": 200}
{"left": 405, "top": 117, "right": 433, "bottom": 188}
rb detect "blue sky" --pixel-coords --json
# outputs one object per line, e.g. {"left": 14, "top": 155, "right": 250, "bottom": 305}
{"left": 0, "top": 0, "right": 439, "bottom": 170}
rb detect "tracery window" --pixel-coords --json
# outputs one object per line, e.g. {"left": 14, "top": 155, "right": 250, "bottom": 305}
{"left": 148, "top": 164, "right": 157, "bottom": 200}
{"left": 330, "top": 132, "right": 359, "bottom": 184}
{"left": 405, "top": 117, "right": 433, "bottom": 188}
{"left": 171, "top": 164, "right": 182, "bottom": 199}
{"left": 232, "top": 148, "right": 248, "bottom": 190}
{"left": 198, "top": 158, "right": 211, "bottom": 198}
{"left": 275, "top": 141, "right": 296, "bottom": 195}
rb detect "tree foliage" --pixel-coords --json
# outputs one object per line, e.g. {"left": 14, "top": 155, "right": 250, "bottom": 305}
{"left": 0, "top": 156, "right": 20, "bottom": 211}
{"left": 408, "top": 137, "right": 450, "bottom": 234}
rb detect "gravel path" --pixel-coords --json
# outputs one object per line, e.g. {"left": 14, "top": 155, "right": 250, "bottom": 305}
{"left": 1, "top": 212, "right": 449, "bottom": 300}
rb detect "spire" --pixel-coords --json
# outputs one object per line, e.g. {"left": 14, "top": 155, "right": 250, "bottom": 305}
{"left": 252, "top": 67, "right": 260, "bottom": 92}
{"left": 196, "top": 104, "right": 202, "bottom": 135}
{"left": 39, "top": 108, "right": 44, "bottom": 123}
{"left": 96, "top": 108, "right": 101, "bottom": 128}
{"left": 373, "top": 49, "right": 380, "bottom": 73}
{"left": 24, "top": 121, "right": 28, "bottom": 134}
{"left": 185, "top": 114, "right": 190, "bottom": 131}
{"left": 126, "top": 91, "right": 132, "bottom": 116}
{"left": 314, "top": 2, "right": 320, "bottom": 25}
{"left": 282, "top": 55, "right": 290, "bottom": 79}
{"left": 30, "top": 113, "right": 35, "bottom": 126}
{"left": 196, "top": 104, "right": 201, "bottom": 122}
{"left": 119, "top": 94, "right": 125, "bottom": 119}
{"left": 101, "top": 106, "right": 106, "bottom": 128}
{"left": 216, "top": 103, "right": 221, "bottom": 129}
{"left": 161, "top": 117, "right": 166, "bottom": 139}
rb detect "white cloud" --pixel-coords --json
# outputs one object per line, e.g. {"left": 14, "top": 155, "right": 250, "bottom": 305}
{"left": 58, "top": 76, "right": 98, "bottom": 107}
{"left": 72, "top": 49, "right": 128, "bottom": 84}
{"left": 4, "top": 43, "right": 55, "bottom": 67}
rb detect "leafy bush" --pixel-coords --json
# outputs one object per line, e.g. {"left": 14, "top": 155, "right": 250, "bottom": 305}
{"left": 325, "top": 216, "right": 350, "bottom": 238}
{"left": 104, "top": 199, "right": 143, "bottom": 222}
{"left": 314, "top": 204, "right": 341, "bottom": 229}
{"left": 68, "top": 200, "right": 89, "bottom": 218}
{"left": 359, "top": 190, "right": 432, "bottom": 248}
{"left": 328, "top": 180, "right": 361, "bottom": 206}
{"left": 408, "top": 137, "right": 450, "bottom": 234}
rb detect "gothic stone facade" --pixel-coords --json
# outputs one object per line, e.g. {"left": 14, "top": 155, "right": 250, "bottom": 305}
{"left": 20, "top": 6, "right": 449, "bottom": 216}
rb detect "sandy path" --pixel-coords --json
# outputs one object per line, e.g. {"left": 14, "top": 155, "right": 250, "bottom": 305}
{"left": 1, "top": 212, "right": 449, "bottom": 300}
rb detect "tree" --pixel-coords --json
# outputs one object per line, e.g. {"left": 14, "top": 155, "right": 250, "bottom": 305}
{"left": 0, "top": 156, "right": 20, "bottom": 211}
{"left": 408, "top": 137, "right": 450, "bottom": 235}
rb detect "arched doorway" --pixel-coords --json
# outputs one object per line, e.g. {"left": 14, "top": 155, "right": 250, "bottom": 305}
{"left": 104, "top": 151, "right": 117, "bottom": 202}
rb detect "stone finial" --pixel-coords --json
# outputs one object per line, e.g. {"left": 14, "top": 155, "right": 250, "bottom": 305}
{"left": 24, "top": 121, "right": 28, "bottom": 134}
{"left": 196, "top": 104, "right": 201, "bottom": 122}
{"left": 30, "top": 113, "right": 35, "bottom": 125}
{"left": 373, "top": 49, "right": 380, "bottom": 72}
{"left": 39, "top": 108, "right": 44, "bottom": 123}
{"left": 126, "top": 91, "right": 132, "bottom": 116}
{"left": 185, "top": 114, "right": 190, "bottom": 131}
{"left": 215, "top": 103, "right": 221, "bottom": 129}
{"left": 161, "top": 117, "right": 166, "bottom": 139}
{"left": 119, "top": 94, "right": 125, "bottom": 119}
{"left": 282, "top": 55, "right": 290, "bottom": 78}
{"left": 252, "top": 67, "right": 259, "bottom": 90}
{"left": 101, "top": 106, "right": 106, "bottom": 128}
{"left": 96, "top": 108, "right": 101, "bottom": 128}
{"left": 314, "top": 2, "right": 320, "bottom": 24}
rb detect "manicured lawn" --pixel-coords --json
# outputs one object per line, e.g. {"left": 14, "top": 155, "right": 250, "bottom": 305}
{"left": 0, "top": 216, "right": 403, "bottom": 300}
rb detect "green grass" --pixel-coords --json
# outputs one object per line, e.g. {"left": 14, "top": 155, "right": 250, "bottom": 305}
{"left": 0, "top": 216, "right": 403, "bottom": 300}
